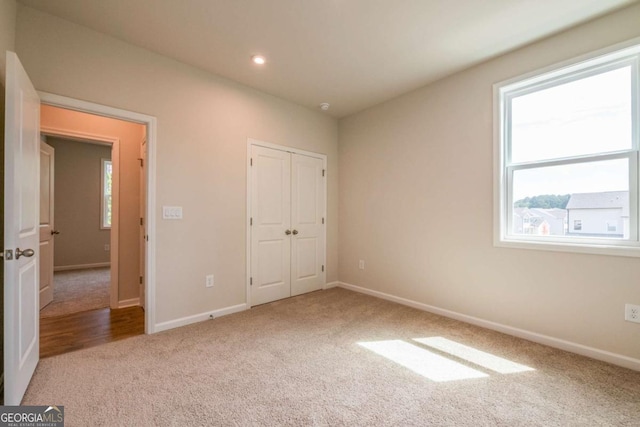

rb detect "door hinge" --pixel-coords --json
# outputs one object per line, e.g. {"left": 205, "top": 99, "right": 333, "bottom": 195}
{"left": 322, "top": 265, "right": 325, "bottom": 272}
{"left": 250, "top": 158, "right": 253, "bottom": 166}
{"left": 322, "top": 169, "right": 325, "bottom": 177}
{"left": 138, "top": 158, "right": 144, "bottom": 167}
{"left": 145, "top": 235, "right": 149, "bottom": 242}
{"left": 322, "top": 217, "right": 325, "bottom": 224}
{"left": 250, "top": 217, "right": 253, "bottom": 226}
{"left": 140, "top": 217, "right": 144, "bottom": 226}
{"left": 250, "top": 277, "right": 253, "bottom": 286}
{"left": 139, "top": 276, "right": 143, "bottom": 284}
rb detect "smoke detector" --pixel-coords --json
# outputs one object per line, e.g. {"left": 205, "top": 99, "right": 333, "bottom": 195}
{"left": 319, "top": 103, "right": 330, "bottom": 111}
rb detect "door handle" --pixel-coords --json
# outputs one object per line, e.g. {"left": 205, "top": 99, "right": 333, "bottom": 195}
{"left": 51, "top": 230, "right": 60, "bottom": 235}
{"left": 285, "top": 229, "right": 291, "bottom": 235}
{"left": 292, "top": 230, "right": 298, "bottom": 235}
{"left": 15, "top": 248, "right": 35, "bottom": 259}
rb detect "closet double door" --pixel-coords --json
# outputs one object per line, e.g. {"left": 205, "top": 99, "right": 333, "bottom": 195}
{"left": 250, "top": 145, "right": 326, "bottom": 306}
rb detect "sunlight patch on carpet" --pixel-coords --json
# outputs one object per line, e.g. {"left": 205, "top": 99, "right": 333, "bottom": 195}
{"left": 358, "top": 340, "right": 488, "bottom": 382}
{"left": 413, "top": 337, "right": 535, "bottom": 374}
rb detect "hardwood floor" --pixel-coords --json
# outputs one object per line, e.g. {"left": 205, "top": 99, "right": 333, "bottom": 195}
{"left": 40, "top": 306, "right": 145, "bottom": 358}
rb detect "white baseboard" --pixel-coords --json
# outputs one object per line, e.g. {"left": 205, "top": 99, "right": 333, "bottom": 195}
{"left": 118, "top": 298, "right": 140, "bottom": 309}
{"left": 338, "top": 281, "right": 640, "bottom": 372}
{"left": 323, "top": 281, "right": 339, "bottom": 290}
{"left": 54, "top": 262, "right": 110, "bottom": 272}
{"left": 154, "top": 303, "right": 247, "bottom": 333}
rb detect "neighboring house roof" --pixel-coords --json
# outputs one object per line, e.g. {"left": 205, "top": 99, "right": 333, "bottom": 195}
{"left": 513, "top": 207, "right": 567, "bottom": 221}
{"left": 566, "top": 191, "right": 629, "bottom": 214}
{"left": 530, "top": 208, "right": 567, "bottom": 220}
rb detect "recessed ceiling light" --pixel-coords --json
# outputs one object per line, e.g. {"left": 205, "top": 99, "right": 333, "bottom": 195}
{"left": 251, "top": 55, "right": 266, "bottom": 65}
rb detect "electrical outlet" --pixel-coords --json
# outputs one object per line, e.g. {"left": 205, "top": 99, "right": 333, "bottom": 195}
{"left": 358, "top": 260, "right": 365, "bottom": 270}
{"left": 104, "top": 244, "right": 110, "bottom": 251}
{"left": 206, "top": 274, "right": 214, "bottom": 288}
{"left": 625, "top": 304, "right": 640, "bottom": 323}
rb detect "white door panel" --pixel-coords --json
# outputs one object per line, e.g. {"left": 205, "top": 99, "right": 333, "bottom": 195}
{"left": 4, "top": 51, "right": 41, "bottom": 405}
{"left": 294, "top": 237, "right": 318, "bottom": 279}
{"left": 257, "top": 155, "right": 288, "bottom": 224}
{"left": 291, "top": 154, "right": 325, "bottom": 296}
{"left": 250, "top": 146, "right": 291, "bottom": 306}
{"left": 19, "top": 261, "right": 38, "bottom": 359}
{"left": 39, "top": 141, "right": 55, "bottom": 308}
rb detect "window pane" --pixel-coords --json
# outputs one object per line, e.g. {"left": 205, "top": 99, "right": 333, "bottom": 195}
{"left": 102, "top": 160, "right": 112, "bottom": 228}
{"left": 104, "top": 161, "right": 112, "bottom": 196}
{"left": 511, "top": 66, "right": 632, "bottom": 163}
{"left": 511, "top": 159, "right": 629, "bottom": 238}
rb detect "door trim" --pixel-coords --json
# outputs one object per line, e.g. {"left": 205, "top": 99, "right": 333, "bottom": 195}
{"left": 246, "top": 138, "right": 327, "bottom": 307}
{"left": 39, "top": 91, "right": 158, "bottom": 334}
{"left": 40, "top": 125, "right": 121, "bottom": 310}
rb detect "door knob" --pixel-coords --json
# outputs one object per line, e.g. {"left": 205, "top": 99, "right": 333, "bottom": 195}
{"left": 285, "top": 230, "right": 291, "bottom": 235}
{"left": 51, "top": 230, "right": 60, "bottom": 235}
{"left": 292, "top": 230, "right": 298, "bottom": 235}
{"left": 15, "top": 248, "right": 35, "bottom": 259}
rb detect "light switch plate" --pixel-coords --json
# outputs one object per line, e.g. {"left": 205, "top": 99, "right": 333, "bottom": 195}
{"left": 163, "top": 206, "right": 183, "bottom": 219}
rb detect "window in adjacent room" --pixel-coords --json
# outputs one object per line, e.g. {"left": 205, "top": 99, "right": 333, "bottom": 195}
{"left": 101, "top": 158, "right": 113, "bottom": 229}
{"left": 494, "top": 41, "right": 639, "bottom": 256}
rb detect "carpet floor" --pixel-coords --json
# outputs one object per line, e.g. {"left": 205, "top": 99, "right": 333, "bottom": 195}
{"left": 40, "top": 268, "right": 110, "bottom": 318}
{"left": 24, "top": 288, "right": 640, "bottom": 426}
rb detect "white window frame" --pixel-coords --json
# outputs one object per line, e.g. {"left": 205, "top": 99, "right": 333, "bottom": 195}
{"left": 101, "top": 158, "right": 113, "bottom": 229}
{"left": 494, "top": 39, "right": 640, "bottom": 257}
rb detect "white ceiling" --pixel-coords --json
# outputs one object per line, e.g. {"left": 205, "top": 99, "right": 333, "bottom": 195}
{"left": 18, "top": 0, "right": 635, "bottom": 118}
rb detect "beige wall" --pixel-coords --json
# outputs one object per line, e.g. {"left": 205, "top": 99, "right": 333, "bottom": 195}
{"left": 41, "top": 106, "right": 144, "bottom": 302}
{"left": 339, "top": 3, "right": 640, "bottom": 360}
{"left": 47, "top": 137, "right": 111, "bottom": 267}
{"left": 0, "top": 0, "right": 16, "bottom": 79}
{"left": 15, "top": 5, "right": 339, "bottom": 324}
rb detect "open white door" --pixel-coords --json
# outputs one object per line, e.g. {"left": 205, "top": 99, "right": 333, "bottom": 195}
{"left": 39, "top": 140, "right": 55, "bottom": 309}
{"left": 4, "top": 51, "right": 41, "bottom": 405}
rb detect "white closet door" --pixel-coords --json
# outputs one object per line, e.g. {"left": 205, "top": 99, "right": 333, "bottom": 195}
{"left": 290, "top": 153, "right": 325, "bottom": 296}
{"left": 250, "top": 145, "right": 292, "bottom": 306}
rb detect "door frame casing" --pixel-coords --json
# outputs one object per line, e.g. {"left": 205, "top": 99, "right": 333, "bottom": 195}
{"left": 246, "top": 138, "right": 327, "bottom": 307}
{"left": 39, "top": 91, "right": 158, "bottom": 334}
{"left": 40, "top": 126, "right": 121, "bottom": 310}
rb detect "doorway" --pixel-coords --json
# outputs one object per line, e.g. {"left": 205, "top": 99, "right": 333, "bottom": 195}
{"left": 37, "top": 92, "right": 158, "bottom": 335}
{"left": 247, "top": 139, "right": 327, "bottom": 306}
{"left": 36, "top": 102, "right": 150, "bottom": 357}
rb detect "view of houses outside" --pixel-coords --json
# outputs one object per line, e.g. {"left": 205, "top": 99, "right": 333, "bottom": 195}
{"left": 512, "top": 191, "right": 629, "bottom": 238}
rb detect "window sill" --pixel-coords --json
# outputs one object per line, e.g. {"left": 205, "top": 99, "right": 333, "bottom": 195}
{"left": 495, "top": 237, "right": 640, "bottom": 258}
